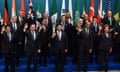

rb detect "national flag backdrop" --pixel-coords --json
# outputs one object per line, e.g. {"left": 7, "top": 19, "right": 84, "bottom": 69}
{"left": 74, "top": 0, "right": 80, "bottom": 26}
{"left": 113, "top": 0, "right": 119, "bottom": 21}
{"left": 36, "top": 0, "right": 42, "bottom": 18}
{"left": 88, "top": 0, "right": 95, "bottom": 22}
{"left": 11, "top": 0, "right": 16, "bottom": 17}
{"left": 82, "top": 0, "right": 87, "bottom": 17}
{"left": 4, "top": 0, "right": 9, "bottom": 25}
{"left": 51, "top": 0, "right": 57, "bottom": 25}
{"left": 68, "top": 0, "right": 73, "bottom": 18}
{"left": 97, "top": 0, "right": 102, "bottom": 24}
{"left": 20, "top": 0, "right": 26, "bottom": 17}
{"left": 45, "top": 0, "right": 49, "bottom": 15}
{"left": 61, "top": 0, "right": 66, "bottom": 16}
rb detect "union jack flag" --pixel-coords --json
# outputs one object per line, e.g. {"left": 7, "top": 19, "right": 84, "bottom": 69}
{"left": 107, "top": 0, "right": 112, "bottom": 10}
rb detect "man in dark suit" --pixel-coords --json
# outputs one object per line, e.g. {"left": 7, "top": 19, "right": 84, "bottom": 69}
{"left": 24, "top": 23, "right": 41, "bottom": 72}
{"left": 51, "top": 24, "right": 68, "bottom": 72}
{"left": 0, "top": 18, "right": 4, "bottom": 59}
{"left": 90, "top": 17, "right": 100, "bottom": 64}
{"left": 102, "top": 10, "right": 116, "bottom": 32}
{"left": 1, "top": 25, "right": 15, "bottom": 72}
{"left": 43, "top": 12, "right": 52, "bottom": 57}
{"left": 77, "top": 21, "right": 93, "bottom": 72}
{"left": 17, "top": 10, "right": 27, "bottom": 58}
{"left": 9, "top": 16, "right": 21, "bottom": 66}
{"left": 38, "top": 18, "right": 50, "bottom": 66}
{"left": 17, "top": 10, "right": 26, "bottom": 28}
{"left": 60, "top": 15, "right": 69, "bottom": 65}
{"left": 113, "top": 19, "right": 120, "bottom": 63}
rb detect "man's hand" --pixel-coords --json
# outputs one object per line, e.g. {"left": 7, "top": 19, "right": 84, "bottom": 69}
{"left": 65, "top": 49, "right": 68, "bottom": 53}
{"left": 48, "top": 43, "right": 51, "bottom": 48}
{"left": 24, "top": 23, "right": 28, "bottom": 29}
{"left": 114, "top": 32, "right": 118, "bottom": 35}
{"left": 99, "top": 25, "right": 102, "bottom": 31}
{"left": 1, "top": 26, "right": 5, "bottom": 34}
{"left": 89, "top": 49, "right": 92, "bottom": 53}
{"left": 51, "top": 32, "right": 56, "bottom": 38}
{"left": 38, "top": 49, "right": 41, "bottom": 53}
{"left": 19, "top": 42, "right": 22, "bottom": 45}
{"left": 110, "top": 28, "right": 113, "bottom": 32}
{"left": 78, "top": 28, "right": 83, "bottom": 32}
{"left": 110, "top": 48, "right": 112, "bottom": 53}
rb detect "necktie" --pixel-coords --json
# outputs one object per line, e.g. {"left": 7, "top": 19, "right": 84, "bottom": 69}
{"left": 86, "top": 28, "right": 89, "bottom": 35}
{"left": 32, "top": 31, "right": 36, "bottom": 40}
{"left": 13, "top": 23, "right": 17, "bottom": 31}
{"left": 95, "top": 24, "right": 97, "bottom": 32}
{"left": 62, "top": 23, "right": 65, "bottom": 31}
{"left": 58, "top": 31, "right": 61, "bottom": 41}
{"left": 109, "top": 17, "right": 112, "bottom": 26}
{"left": 8, "top": 33, "right": 11, "bottom": 42}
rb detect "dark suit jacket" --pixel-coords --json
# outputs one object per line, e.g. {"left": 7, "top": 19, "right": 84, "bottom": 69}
{"left": 24, "top": 30, "right": 41, "bottom": 54}
{"left": 1, "top": 32, "right": 15, "bottom": 53}
{"left": 91, "top": 24, "right": 100, "bottom": 45}
{"left": 99, "top": 33, "right": 112, "bottom": 51}
{"left": 102, "top": 16, "right": 116, "bottom": 28}
{"left": 17, "top": 16, "right": 26, "bottom": 28}
{"left": 9, "top": 22, "right": 22, "bottom": 45}
{"left": 113, "top": 22, "right": 120, "bottom": 43}
{"left": 52, "top": 31, "right": 68, "bottom": 53}
{"left": 78, "top": 28, "right": 93, "bottom": 51}
{"left": 40, "top": 26, "right": 49, "bottom": 46}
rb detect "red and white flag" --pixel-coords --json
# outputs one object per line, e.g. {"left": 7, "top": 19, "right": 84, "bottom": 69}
{"left": 97, "top": 0, "right": 102, "bottom": 24}
{"left": 20, "top": 0, "right": 26, "bottom": 17}
{"left": 11, "top": 0, "right": 16, "bottom": 17}
{"left": 88, "top": 0, "right": 94, "bottom": 22}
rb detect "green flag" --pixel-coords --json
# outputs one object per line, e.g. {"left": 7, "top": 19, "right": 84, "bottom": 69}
{"left": 75, "top": 0, "right": 80, "bottom": 26}
{"left": 36, "top": 0, "right": 41, "bottom": 18}
{"left": 113, "top": 0, "right": 119, "bottom": 21}
{"left": 51, "top": 0, "right": 57, "bottom": 32}
{"left": 82, "top": 0, "right": 87, "bottom": 17}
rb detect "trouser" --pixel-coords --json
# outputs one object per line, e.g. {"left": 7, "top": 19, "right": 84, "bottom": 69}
{"left": 77, "top": 49, "right": 89, "bottom": 71}
{"left": 26, "top": 52, "right": 37, "bottom": 72}
{"left": 55, "top": 52, "right": 65, "bottom": 72}
{"left": 4, "top": 51, "right": 15, "bottom": 72}
{"left": 38, "top": 44, "right": 48, "bottom": 65}
{"left": 99, "top": 50, "right": 109, "bottom": 71}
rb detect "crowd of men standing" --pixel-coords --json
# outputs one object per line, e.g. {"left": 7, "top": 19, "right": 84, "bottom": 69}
{"left": 0, "top": 8, "right": 120, "bottom": 72}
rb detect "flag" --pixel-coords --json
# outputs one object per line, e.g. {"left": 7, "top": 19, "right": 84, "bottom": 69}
{"left": 88, "top": 0, "right": 95, "bottom": 22}
{"left": 11, "top": 0, "right": 16, "bottom": 17}
{"left": 82, "top": 0, "right": 87, "bottom": 17}
{"left": 4, "top": 0, "right": 9, "bottom": 25}
{"left": 61, "top": 0, "right": 66, "bottom": 16}
{"left": 113, "top": 0, "right": 119, "bottom": 21}
{"left": 36, "top": 0, "right": 41, "bottom": 18}
{"left": 45, "top": 0, "right": 49, "bottom": 15}
{"left": 0, "top": 13, "right": 1, "bottom": 18}
{"left": 97, "top": 0, "right": 102, "bottom": 24}
{"left": 68, "top": 0, "right": 73, "bottom": 18}
{"left": 51, "top": 0, "right": 57, "bottom": 24}
{"left": 20, "top": 0, "right": 26, "bottom": 17}
{"left": 74, "top": 0, "right": 80, "bottom": 26}
{"left": 107, "top": 0, "right": 112, "bottom": 11}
